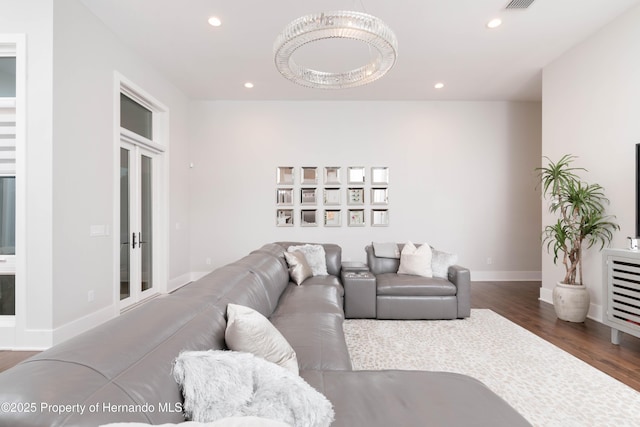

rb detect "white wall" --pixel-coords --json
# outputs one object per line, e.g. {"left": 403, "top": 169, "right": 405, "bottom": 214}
{"left": 46, "top": 0, "right": 191, "bottom": 345}
{"left": 0, "top": 0, "right": 55, "bottom": 348}
{"left": 189, "top": 101, "right": 542, "bottom": 280}
{"left": 542, "top": 4, "right": 640, "bottom": 320}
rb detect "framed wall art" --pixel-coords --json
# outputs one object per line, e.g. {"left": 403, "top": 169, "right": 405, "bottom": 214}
{"left": 300, "top": 188, "right": 317, "bottom": 205}
{"left": 371, "top": 209, "right": 389, "bottom": 226}
{"left": 371, "top": 187, "right": 388, "bottom": 205}
{"left": 371, "top": 166, "right": 389, "bottom": 185}
{"left": 324, "top": 167, "right": 341, "bottom": 185}
{"left": 301, "top": 209, "right": 317, "bottom": 226}
{"left": 301, "top": 167, "right": 318, "bottom": 185}
{"left": 323, "top": 188, "right": 341, "bottom": 205}
{"left": 276, "top": 209, "right": 294, "bottom": 226}
{"left": 324, "top": 209, "right": 341, "bottom": 227}
{"left": 275, "top": 165, "right": 389, "bottom": 228}
{"left": 276, "top": 167, "right": 294, "bottom": 185}
{"left": 348, "top": 209, "right": 365, "bottom": 227}
{"left": 276, "top": 188, "right": 294, "bottom": 205}
{"left": 347, "top": 166, "right": 365, "bottom": 185}
{"left": 347, "top": 188, "right": 364, "bottom": 205}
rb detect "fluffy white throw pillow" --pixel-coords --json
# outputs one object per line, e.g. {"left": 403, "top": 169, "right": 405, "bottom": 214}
{"left": 172, "top": 350, "right": 334, "bottom": 427}
{"left": 225, "top": 304, "right": 299, "bottom": 375}
{"left": 397, "top": 242, "right": 433, "bottom": 277}
{"left": 431, "top": 248, "right": 458, "bottom": 279}
{"left": 287, "top": 244, "right": 328, "bottom": 276}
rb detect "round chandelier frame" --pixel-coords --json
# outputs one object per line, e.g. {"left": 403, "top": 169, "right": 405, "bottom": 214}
{"left": 273, "top": 11, "right": 398, "bottom": 89}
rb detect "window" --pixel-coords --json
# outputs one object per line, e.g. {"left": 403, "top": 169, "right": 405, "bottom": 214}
{"left": 0, "top": 49, "right": 17, "bottom": 318}
{"left": 0, "top": 177, "right": 15, "bottom": 255}
{"left": 120, "top": 93, "right": 152, "bottom": 140}
{"left": 0, "top": 57, "right": 16, "bottom": 98}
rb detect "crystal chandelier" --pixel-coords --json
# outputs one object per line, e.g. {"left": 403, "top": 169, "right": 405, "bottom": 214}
{"left": 273, "top": 11, "right": 398, "bottom": 89}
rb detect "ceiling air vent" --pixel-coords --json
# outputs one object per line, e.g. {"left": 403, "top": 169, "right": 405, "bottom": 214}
{"left": 505, "top": 0, "right": 536, "bottom": 9}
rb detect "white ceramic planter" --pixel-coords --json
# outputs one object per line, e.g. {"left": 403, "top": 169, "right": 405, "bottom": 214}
{"left": 552, "top": 282, "right": 590, "bottom": 322}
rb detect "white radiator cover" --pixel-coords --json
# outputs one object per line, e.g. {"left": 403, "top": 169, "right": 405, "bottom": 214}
{"left": 603, "top": 248, "right": 640, "bottom": 344}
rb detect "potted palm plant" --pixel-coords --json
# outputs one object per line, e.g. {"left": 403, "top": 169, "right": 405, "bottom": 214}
{"left": 537, "top": 154, "right": 619, "bottom": 322}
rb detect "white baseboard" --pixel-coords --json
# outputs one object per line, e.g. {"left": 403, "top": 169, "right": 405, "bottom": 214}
{"left": 539, "top": 286, "right": 553, "bottom": 304}
{"left": 188, "top": 271, "right": 213, "bottom": 283}
{"left": 1, "top": 329, "right": 53, "bottom": 351}
{"left": 471, "top": 271, "right": 541, "bottom": 282}
{"left": 168, "top": 272, "right": 194, "bottom": 292}
{"left": 4, "top": 270, "right": 213, "bottom": 350}
{"left": 168, "top": 271, "right": 213, "bottom": 292}
{"left": 52, "top": 304, "right": 116, "bottom": 346}
{"left": 3, "top": 304, "right": 116, "bottom": 350}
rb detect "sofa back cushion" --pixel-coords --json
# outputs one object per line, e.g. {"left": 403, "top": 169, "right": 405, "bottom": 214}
{"left": 174, "top": 264, "right": 275, "bottom": 318}
{"left": 0, "top": 296, "right": 227, "bottom": 425}
{"left": 233, "top": 252, "right": 290, "bottom": 313}
{"left": 231, "top": 252, "right": 289, "bottom": 317}
{"left": 366, "top": 244, "right": 401, "bottom": 275}
{"left": 275, "top": 242, "right": 342, "bottom": 277}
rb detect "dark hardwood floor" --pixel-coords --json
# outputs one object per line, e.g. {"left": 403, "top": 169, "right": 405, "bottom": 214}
{"left": 1, "top": 281, "right": 640, "bottom": 394}
{"left": 0, "top": 350, "right": 38, "bottom": 373}
{"left": 472, "top": 281, "right": 640, "bottom": 392}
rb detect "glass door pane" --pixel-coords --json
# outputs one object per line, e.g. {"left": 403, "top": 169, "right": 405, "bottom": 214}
{"left": 0, "top": 57, "right": 16, "bottom": 97}
{"left": 0, "top": 177, "right": 15, "bottom": 255}
{"left": 140, "top": 155, "right": 152, "bottom": 292}
{"left": 0, "top": 275, "right": 15, "bottom": 315}
{"left": 119, "top": 148, "right": 130, "bottom": 300}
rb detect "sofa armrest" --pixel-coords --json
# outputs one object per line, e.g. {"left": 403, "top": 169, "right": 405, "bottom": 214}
{"left": 448, "top": 265, "right": 471, "bottom": 318}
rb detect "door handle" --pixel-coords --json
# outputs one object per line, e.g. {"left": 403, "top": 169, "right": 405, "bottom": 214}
{"left": 138, "top": 232, "right": 143, "bottom": 248}
{"left": 132, "top": 232, "right": 137, "bottom": 249}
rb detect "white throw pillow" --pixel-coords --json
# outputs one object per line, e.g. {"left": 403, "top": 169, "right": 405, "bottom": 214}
{"left": 283, "top": 251, "right": 313, "bottom": 285}
{"left": 225, "top": 304, "right": 299, "bottom": 375}
{"left": 287, "top": 244, "right": 328, "bottom": 276}
{"left": 397, "top": 242, "right": 433, "bottom": 277}
{"left": 431, "top": 249, "right": 458, "bottom": 279}
{"left": 172, "top": 350, "right": 334, "bottom": 427}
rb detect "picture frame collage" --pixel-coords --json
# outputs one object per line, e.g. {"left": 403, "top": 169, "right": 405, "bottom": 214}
{"left": 276, "top": 166, "right": 389, "bottom": 227}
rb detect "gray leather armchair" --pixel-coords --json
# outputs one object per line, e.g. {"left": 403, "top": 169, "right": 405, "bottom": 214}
{"left": 361, "top": 244, "right": 471, "bottom": 320}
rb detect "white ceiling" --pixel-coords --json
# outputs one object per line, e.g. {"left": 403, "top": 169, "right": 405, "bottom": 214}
{"left": 80, "top": 0, "right": 640, "bottom": 102}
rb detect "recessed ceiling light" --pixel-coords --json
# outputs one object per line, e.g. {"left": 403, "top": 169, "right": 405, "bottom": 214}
{"left": 487, "top": 18, "right": 502, "bottom": 29}
{"left": 244, "top": 82, "right": 254, "bottom": 89}
{"left": 208, "top": 16, "right": 222, "bottom": 27}
{"left": 434, "top": 82, "right": 445, "bottom": 89}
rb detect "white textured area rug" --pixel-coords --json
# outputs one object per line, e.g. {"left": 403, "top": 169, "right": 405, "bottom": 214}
{"left": 343, "top": 309, "right": 640, "bottom": 427}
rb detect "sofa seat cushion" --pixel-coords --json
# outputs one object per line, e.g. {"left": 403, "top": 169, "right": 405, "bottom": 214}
{"left": 299, "top": 275, "right": 344, "bottom": 296}
{"left": 376, "top": 273, "right": 457, "bottom": 297}
{"left": 300, "top": 370, "right": 531, "bottom": 427}
{"left": 272, "top": 282, "right": 343, "bottom": 317}
{"left": 270, "top": 313, "right": 352, "bottom": 371}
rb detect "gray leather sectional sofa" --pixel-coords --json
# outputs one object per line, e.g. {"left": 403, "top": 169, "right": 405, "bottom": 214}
{"left": 0, "top": 242, "right": 531, "bottom": 426}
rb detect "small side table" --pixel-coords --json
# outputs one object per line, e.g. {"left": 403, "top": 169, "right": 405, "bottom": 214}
{"left": 341, "top": 266, "right": 376, "bottom": 319}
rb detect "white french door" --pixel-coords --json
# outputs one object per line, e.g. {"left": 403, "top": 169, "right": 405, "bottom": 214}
{"left": 120, "top": 141, "right": 157, "bottom": 309}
